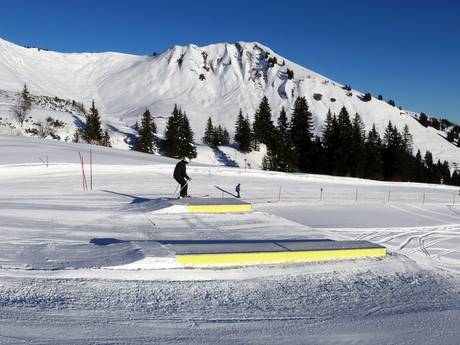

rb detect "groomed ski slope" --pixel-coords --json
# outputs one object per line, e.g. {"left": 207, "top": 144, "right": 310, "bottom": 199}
{"left": 0, "top": 135, "right": 459, "bottom": 345}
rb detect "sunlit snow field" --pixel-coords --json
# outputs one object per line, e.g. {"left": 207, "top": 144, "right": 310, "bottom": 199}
{"left": 0, "top": 135, "right": 459, "bottom": 345}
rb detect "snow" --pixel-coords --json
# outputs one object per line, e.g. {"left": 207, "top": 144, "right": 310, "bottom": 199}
{"left": 0, "top": 37, "right": 459, "bottom": 169}
{"left": 0, "top": 135, "right": 459, "bottom": 344}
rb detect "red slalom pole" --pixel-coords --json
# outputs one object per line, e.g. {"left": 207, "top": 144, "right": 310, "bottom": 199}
{"left": 79, "top": 152, "right": 88, "bottom": 191}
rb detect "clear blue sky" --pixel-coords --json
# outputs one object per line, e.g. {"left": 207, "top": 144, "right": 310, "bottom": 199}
{"left": 1, "top": 0, "right": 459, "bottom": 123}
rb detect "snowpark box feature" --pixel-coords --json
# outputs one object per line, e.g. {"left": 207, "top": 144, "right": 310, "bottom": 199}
{"left": 162, "top": 240, "right": 387, "bottom": 267}
{"left": 173, "top": 197, "right": 252, "bottom": 213}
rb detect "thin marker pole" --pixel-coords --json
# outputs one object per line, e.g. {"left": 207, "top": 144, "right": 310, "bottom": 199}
{"left": 355, "top": 189, "right": 358, "bottom": 203}
{"left": 79, "top": 152, "right": 84, "bottom": 190}
{"left": 79, "top": 152, "right": 88, "bottom": 191}
{"left": 278, "top": 186, "right": 281, "bottom": 202}
{"left": 90, "top": 150, "right": 93, "bottom": 191}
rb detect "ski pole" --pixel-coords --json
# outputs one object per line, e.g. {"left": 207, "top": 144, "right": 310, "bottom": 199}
{"left": 176, "top": 181, "right": 189, "bottom": 198}
{"left": 172, "top": 184, "right": 180, "bottom": 198}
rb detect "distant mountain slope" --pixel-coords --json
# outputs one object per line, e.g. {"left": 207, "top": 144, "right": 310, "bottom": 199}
{"left": 0, "top": 37, "right": 458, "bottom": 167}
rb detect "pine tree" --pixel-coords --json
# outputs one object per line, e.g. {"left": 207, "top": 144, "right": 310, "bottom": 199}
{"left": 12, "top": 84, "right": 32, "bottom": 127}
{"left": 424, "top": 151, "right": 435, "bottom": 182}
{"left": 21, "top": 84, "right": 32, "bottom": 113}
{"left": 402, "top": 124, "right": 413, "bottom": 155}
{"left": 309, "top": 136, "right": 324, "bottom": 174}
{"left": 441, "top": 160, "right": 451, "bottom": 185}
{"left": 364, "top": 124, "right": 383, "bottom": 179}
{"left": 238, "top": 115, "right": 253, "bottom": 153}
{"left": 276, "top": 107, "right": 292, "bottom": 171}
{"left": 102, "top": 130, "right": 111, "bottom": 147}
{"left": 213, "top": 125, "right": 224, "bottom": 146}
{"left": 419, "top": 113, "right": 428, "bottom": 127}
{"left": 451, "top": 170, "right": 460, "bottom": 186}
{"left": 222, "top": 128, "right": 230, "bottom": 145}
{"left": 322, "top": 109, "right": 338, "bottom": 175}
{"left": 253, "top": 96, "right": 274, "bottom": 146}
{"left": 424, "top": 150, "right": 433, "bottom": 167}
{"left": 414, "top": 149, "right": 426, "bottom": 182}
{"left": 382, "top": 121, "right": 404, "bottom": 180}
{"left": 263, "top": 106, "right": 291, "bottom": 171}
{"left": 83, "top": 100, "right": 103, "bottom": 144}
{"left": 361, "top": 92, "right": 372, "bottom": 102}
{"left": 177, "top": 112, "right": 197, "bottom": 159}
{"left": 137, "top": 110, "right": 156, "bottom": 153}
{"left": 289, "top": 96, "right": 314, "bottom": 172}
{"left": 447, "top": 128, "right": 456, "bottom": 143}
{"left": 335, "top": 106, "right": 353, "bottom": 176}
{"left": 234, "top": 109, "right": 244, "bottom": 145}
{"left": 164, "top": 104, "right": 182, "bottom": 158}
{"left": 349, "top": 113, "right": 366, "bottom": 177}
{"left": 203, "top": 117, "right": 215, "bottom": 145}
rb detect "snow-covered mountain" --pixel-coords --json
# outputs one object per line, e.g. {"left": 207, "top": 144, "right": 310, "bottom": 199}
{"left": 0, "top": 37, "right": 458, "bottom": 167}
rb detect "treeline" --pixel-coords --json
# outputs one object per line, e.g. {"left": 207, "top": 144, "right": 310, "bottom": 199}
{"left": 57, "top": 91, "right": 459, "bottom": 187}
{"left": 418, "top": 112, "right": 460, "bottom": 146}
{"left": 134, "top": 105, "right": 197, "bottom": 158}
{"left": 232, "top": 96, "right": 459, "bottom": 186}
{"left": 202, "top": 117, "right": 230, "bottom": 146}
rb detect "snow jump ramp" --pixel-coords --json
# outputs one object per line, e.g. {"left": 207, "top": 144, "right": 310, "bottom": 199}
{"left": 159, "top": 240, "right": 387, "bottom": 267}
{"left": 172, "top": 197, "right": 252, "bottom": 213}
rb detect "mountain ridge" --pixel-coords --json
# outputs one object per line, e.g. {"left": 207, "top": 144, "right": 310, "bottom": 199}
{"left": 0, "top": 37, "right": 458, "bottom": 168}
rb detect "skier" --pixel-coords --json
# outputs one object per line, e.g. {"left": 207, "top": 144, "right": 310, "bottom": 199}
{"left": 174, "top": 158, "right": 191, "bottom": 198}
{"left": 235, "top": 183, "right": 241, "bottom": 198}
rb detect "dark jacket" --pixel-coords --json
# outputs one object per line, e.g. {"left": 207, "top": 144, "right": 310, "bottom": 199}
{"left": 174, "top": 160, "right": 189, "bottom": 180}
